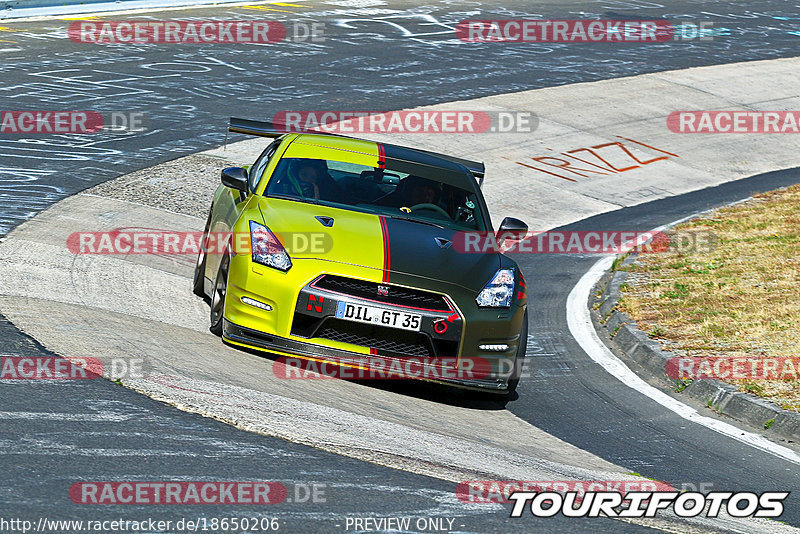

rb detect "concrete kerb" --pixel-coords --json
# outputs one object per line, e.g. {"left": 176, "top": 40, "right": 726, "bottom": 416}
{"left": 592, "top": 254, "right": 800, "bottom": 443}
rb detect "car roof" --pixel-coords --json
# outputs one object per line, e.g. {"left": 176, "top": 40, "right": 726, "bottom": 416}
{"left": 283, "top": 133, "right": 480, "bottom": 191}
{"left": 289, "top": 133, "right": 378, "bottom": 156}
{"left": 289, "top": 132, "right": 485, "bottom": 185}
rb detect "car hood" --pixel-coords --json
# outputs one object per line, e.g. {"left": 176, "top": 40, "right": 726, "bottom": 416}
{"left": 256, "top": 197, "right": 501, "bottom": 293}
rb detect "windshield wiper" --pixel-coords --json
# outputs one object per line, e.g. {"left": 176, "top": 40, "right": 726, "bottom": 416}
{"left": 268, "top": 194, "right": 321, "bottom": 205}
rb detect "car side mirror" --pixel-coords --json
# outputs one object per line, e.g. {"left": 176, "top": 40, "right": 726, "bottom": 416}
{"left": 496, "top": 217, "right": 528, "bottom": 248}
{"left": 221, "top": 167, "right": 249, "bottom": 192}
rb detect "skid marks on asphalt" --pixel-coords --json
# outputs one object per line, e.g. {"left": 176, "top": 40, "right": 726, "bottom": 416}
{"left": 524, "top": 331, "right": 577, "bottom": 381}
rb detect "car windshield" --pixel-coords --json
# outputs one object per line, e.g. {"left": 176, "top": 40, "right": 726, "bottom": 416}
{"left": 264, "top": 157, "right": 486, "bottom": 231}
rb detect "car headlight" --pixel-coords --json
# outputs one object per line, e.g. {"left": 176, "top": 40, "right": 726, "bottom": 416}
{"left": 250, "top": 220, "right": 292, "bottom": 271}
{"left": 476, "top": 268, "right": 514, "bottom": 308}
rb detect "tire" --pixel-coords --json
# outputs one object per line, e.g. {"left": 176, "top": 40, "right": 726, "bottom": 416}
{"left": 209, "top": 252, "right": 229, "bottom": 336}
{"left": 506, "top": 310, "right": 528, "bottom": 396}
{"left": 192, "top": 208, "right": 213, "bottom": 298}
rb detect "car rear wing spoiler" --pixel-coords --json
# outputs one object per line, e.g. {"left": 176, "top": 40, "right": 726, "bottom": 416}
{"left": 228, "top": 117, "right": 288, "bottom": 139}
{"left": 226, "top": 117, "right": 486, "bottom": 187}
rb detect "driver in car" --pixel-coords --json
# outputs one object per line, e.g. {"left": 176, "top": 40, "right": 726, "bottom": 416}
{"left": 406, "top": 178, "right": 438, "bottom": 207}
{"left": 378, "top": 175, "right": 440, "bottom": 211}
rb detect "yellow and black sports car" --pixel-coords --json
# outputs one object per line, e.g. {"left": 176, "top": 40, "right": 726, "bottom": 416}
{"left": 194, "top": 118, "right": 528, "bottom": 395}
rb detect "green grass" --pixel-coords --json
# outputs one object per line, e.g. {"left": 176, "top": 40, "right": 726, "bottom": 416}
{"left": 617, "top": 184, "right": 800, "bottom": 412}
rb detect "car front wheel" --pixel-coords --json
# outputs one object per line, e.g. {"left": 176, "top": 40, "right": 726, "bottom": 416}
{"left": 193, "top": 208, "right": 213, "bottom": 298}
{"left": 209, "top": 252, "right": 229, "bottom": 336}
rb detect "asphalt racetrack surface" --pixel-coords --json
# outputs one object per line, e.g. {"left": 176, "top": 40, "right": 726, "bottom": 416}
{"left": 510, "top": 168, "right": 800, "bottom": 527}
{"left": 3, "top": 0, "right": 800, "bottom": 532}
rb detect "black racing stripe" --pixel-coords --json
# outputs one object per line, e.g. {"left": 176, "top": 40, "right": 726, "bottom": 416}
{"left": 381, "top": 218, "right": 439, "bottom": 281}
{"left": 383, "top": 218, "right": 453, "bottom": 282}
{"left": 381, "top": 217, "right": 498, "bottom": 291}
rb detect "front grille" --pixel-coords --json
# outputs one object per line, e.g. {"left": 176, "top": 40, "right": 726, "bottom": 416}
{"left": 316, "top": 319, "right": 433, "bottom": 358}
{"left": 315, "top": 275, "right": 450, "bottom": 311}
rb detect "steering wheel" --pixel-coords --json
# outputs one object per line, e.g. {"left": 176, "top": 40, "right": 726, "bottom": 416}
{"left": 407, "top": 203, "right": 450, "bottom": 218}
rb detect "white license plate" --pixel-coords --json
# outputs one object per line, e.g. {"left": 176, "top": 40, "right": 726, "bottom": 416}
{"left": 335, "top": 301, "right": 421, "bottom": 331}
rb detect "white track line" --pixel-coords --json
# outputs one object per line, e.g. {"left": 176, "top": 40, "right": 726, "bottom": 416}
{"left": 567, "top": 246, "right": 800, "bottom": 466}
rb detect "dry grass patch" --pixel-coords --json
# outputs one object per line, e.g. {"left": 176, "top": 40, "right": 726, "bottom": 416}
{"left": 617, "top": 185, "right": 800, "bottom": 412}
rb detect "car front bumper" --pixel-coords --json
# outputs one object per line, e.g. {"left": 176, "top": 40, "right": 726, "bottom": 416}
{"left": 223, "top": 319, "right": 515, "bottom": 393}
{"left": 222, "top": 256, "right": 526, "bottom": 393}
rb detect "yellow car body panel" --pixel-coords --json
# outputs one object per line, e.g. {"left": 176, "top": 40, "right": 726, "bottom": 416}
{"left": 219, "top": 133, "right": 386, "bottom": 354}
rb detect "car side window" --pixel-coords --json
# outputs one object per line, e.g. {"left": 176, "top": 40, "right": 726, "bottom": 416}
{"left": 249, "top": 139, "right": 281, "bottom": 192}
